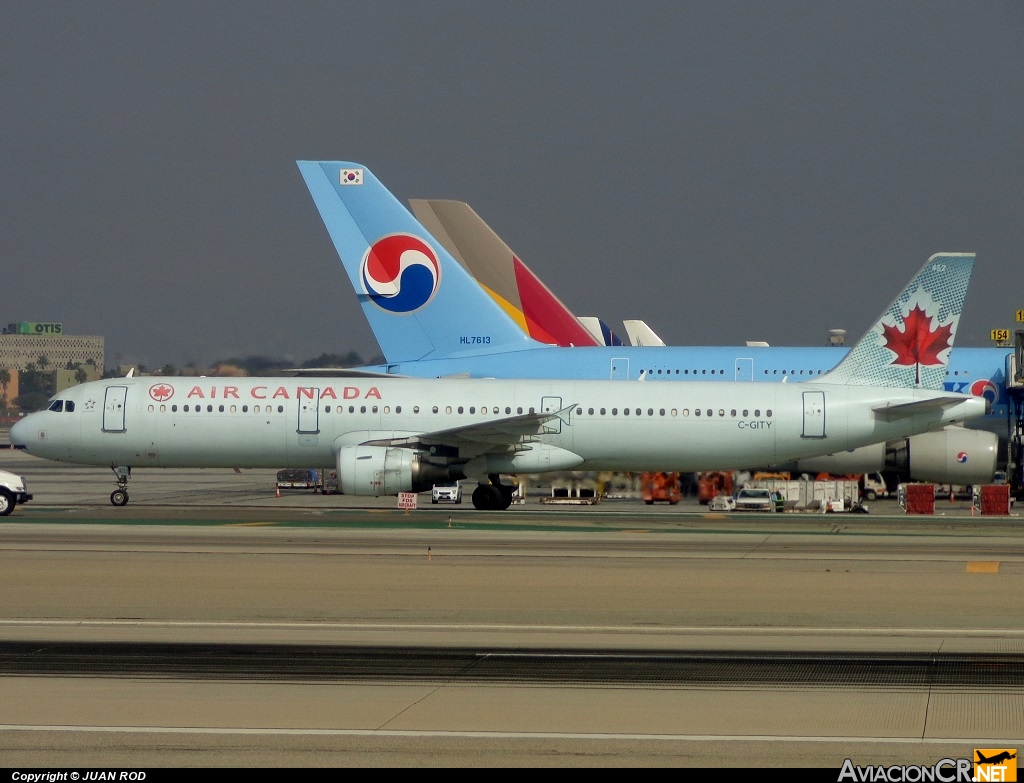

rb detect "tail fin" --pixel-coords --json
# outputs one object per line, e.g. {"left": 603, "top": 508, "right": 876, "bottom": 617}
{"left": 623, "top": 319, "right": 667, "bottom": 347}
{"left": 297, "top": 162, "right": 545, "bottom": 363}
{"left": 578, "top": 316, "right": 624, "bottom": 346}
{"left": 819, "top": 253, "right": 974, "bottom": 389}
{"left": 408, "top": 198, "right": 601, "bottom": 347}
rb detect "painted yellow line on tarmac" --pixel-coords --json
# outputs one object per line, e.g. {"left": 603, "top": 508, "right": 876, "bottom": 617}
{"left": 966, "top": 561, "right": 1000, "bottom": 573}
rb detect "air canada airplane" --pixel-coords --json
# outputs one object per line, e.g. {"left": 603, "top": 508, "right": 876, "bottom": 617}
{"left": 10, "top": 248, "right": 985, "bottom": 510}
{"left": 297, "top": 161, "right": 1006, "bottom": 485}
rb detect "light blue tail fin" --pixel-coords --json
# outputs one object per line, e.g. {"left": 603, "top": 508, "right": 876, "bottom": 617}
{"left": 819, "top": 253, "right": 974, "bottom": 389}
{"left": 298, "top": 161, "right": 545, "bottom": 363}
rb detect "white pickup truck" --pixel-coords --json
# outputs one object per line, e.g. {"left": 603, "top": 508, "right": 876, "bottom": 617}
{"left": 0, "top": 469, "right": 32, "bottom": 516}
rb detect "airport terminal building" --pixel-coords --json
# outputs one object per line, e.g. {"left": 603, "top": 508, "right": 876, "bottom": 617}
{"left": 0, "top": 322, "right": 105, "bottom": 405}
{"left": 1, "top": 322, "right": 104, "bottom": 371}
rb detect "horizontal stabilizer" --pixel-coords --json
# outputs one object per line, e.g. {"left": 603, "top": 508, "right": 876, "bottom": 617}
{"left": 872, "top": 395, "right": 984, "bottom": 421}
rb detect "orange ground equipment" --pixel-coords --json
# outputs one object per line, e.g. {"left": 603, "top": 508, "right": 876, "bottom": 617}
{"left": 641, "top": 472, "right": 682, "bottom": 505}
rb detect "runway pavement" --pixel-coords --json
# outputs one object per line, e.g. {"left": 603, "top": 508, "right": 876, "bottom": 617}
{"left": 1, "top": 449, "right": 1022, "bottom": 767}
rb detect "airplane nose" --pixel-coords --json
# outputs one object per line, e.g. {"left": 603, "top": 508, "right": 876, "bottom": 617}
{"left": 9, "top": 417, "right": 30, "bottom": 448}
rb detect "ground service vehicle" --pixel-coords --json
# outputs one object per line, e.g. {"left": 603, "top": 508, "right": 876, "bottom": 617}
{"left": 0, "top": 469, "right": 32, "bottom": 516}
{"left": 733, "top": 487, "right": 776, "bottom": 512}
{"left": 275, "top": 468, "right": 322, "bottom": 492}
{"left": 641, "top": 471, "right": 682, "bottom": 505}
{"left": 432, "top": 481, "right": 463, "bottom": 504}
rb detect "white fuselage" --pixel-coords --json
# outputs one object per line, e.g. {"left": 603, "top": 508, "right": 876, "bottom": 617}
{"left": 12, "top": 376, "right": 985, "bottom": 477}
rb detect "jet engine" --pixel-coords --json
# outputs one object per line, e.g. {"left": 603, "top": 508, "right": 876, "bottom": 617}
{"left": 335, "top": 445, "right": 456, "bottom": 496}
{"left": 885, "top": 429, "right": 998, "bottom": 486}
{"left": 794, "top": 428, "right": 999, "bottom": 485}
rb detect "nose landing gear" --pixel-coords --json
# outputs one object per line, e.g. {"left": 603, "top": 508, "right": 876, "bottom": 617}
{"left": 110, "top": 465, "right": 131, "bottom": 506}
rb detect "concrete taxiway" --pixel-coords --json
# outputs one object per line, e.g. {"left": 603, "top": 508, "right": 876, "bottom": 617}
{"left": 1, "top": 450, "right": 1022, "bottom": 767}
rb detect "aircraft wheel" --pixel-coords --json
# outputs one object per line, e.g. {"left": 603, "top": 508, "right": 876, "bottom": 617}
{"left": 0, "top": 489, "right": 13, "bottom": 516}
{"left": 472, "top": 484, "right": 502, "bottom": 510}
{"left": 111, "top": 490, "right": 129, "bottom": 507}
{"left": 498, "top": 486, "right": 514, "bottom": 510}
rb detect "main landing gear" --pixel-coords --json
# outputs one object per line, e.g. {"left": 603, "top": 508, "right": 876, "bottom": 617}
{"left": 471, "top": 475, "right": 515, "bottom": 511}
{"left": 110, "top": 465, "right": 131, "bottom": 506}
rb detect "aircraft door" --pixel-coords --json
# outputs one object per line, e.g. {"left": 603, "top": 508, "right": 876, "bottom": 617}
{"left": 802, "top": 391, "right": 826, "bottom": 438}
{"left": 541, "top": 396, "right": 562, "bottom": 434}
{"left": 735, "top": 358, "right": 753, "bottom": 382}
{"left": 611, "top": 358, "right": 629, "bottom": 380}
{"left": 102, "top": 386, "right": 128, "bottom": 433}
{"left": 297, "top": 388, "right": 320, "bottom": 434}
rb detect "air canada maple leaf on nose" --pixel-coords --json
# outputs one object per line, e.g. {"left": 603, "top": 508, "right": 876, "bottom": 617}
{"left": 882, "top": 305, "right": 953, "bottom": 366}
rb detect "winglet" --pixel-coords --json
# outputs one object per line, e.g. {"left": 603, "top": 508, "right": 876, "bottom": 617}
{"left": 818, "top": 253, "right": 974, "bottom": 389}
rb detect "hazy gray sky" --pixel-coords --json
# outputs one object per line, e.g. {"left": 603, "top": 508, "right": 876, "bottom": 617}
{"left": 3, "top": 2, "right": 1022, "bottom": 369}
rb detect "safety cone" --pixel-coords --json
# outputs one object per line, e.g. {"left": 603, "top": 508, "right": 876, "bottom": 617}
{"left": 275, "top": 486, "right": 281, "bottom": 498}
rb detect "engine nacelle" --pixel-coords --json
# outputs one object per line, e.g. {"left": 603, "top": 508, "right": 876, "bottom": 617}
{"left": 336, "top": 445, "right": 455, "bottom": 496}
{"left": 795, "top": 442, "right": 885, "bottom": 475}
{"left": 885, "top": 429, "right": 998, "bottom": 485}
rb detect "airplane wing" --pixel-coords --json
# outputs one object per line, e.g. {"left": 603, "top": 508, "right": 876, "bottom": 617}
{"left": 362, "top": 405, "right": 575, "bottom": 450}
{"left": 282, "top": 368, "right": 410, "bottom": 379}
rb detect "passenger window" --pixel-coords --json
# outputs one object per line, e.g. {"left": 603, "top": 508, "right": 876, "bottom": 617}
{"left": 383, "top": 406, "right": 390, "bottom": 414}
{"left": 242, "top": 405, "right": 248, "bottom": 412}
{"left": 218, "top": 405, "right": 224, "bottom": 412}
{"left": 184, "top": 405, "right": 190, "bottom": 412}
{"left": 458, "top": 406, "right": 464, "bottom": 414}
{"left": 360, "top": 406, "right": 366, "bottom": 413}
{"left": 147, "top": 405, "right": 154, "bottom": 412}
{"left": 160, "top": 405, "right": 166, "bottom": 412}
{"left": 766, "top": 409, "right": 773, "bottom": 417}
{"left": 623, "top": 408, "right": 630, "bottom": 416}
{"left": 588, "top": 408, "right": 594, "bottom": 415}
{"left": 432, "top": 406, "right": 438, "bottom": 414}
{"left": 413, "top": 406, "right": 419, "bottom": 414}
{"left": 743, "top": 409, "right": 749, "bottom": 417}
{"left": 230, "top": 405, "right": 236, "bottom": 413}
{"left": 718, "top": 409, "right": 724, "bottom": 417}
{"left": 695, "top": 409, "right": 701, "bottom": 416}
{"left": 635, "top": 409, "right": 641, "bottom": 416}
{"left": 612, "top": 408, "right": 618, "bottom": 415}
{"left": 600, "top": 408, "right": 606, "bottom": 415}
{"left": 505, "top": 407, "right": 511, "bottom": 414}
{"left": 372, "top": 406, "right": 378, "bottom": 413}
{"left": 648, "top": 409, "right": 654, "bottom": 416}
{"left": 207, "top": 405, "right": 213, "bottom": 412}
{"left": 172, "top": 405, "right": 178, "bottom": 412}
{"left": 754, "top": 409, "right": 760, "bottom": 417}
{"left": 278, "top": 405, "right": 284, "bottom": 413}
{"left": 468, "top": 407, "right": 475, "bottom": 414}
{"left": 706, "top": 409, "right": 712, "bottom": 417}
{"left": 446, "top": 406, "right": 452, "bottom": 414}
{"left": 577, "top": 408, "right": 583, "bottom": 415}
{"left": 671, "top": 408, "right": 678, "bottom": 416}
{"left": 396, "top": 406, "right": 402, "bottom": 414}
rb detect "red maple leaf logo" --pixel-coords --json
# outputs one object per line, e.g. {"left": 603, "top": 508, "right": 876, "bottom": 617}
{"left": 149, "top": 383, "right": 174, "bottom": 402}
{"left": 881, "top": 305, "right": 953, "bottom": 377}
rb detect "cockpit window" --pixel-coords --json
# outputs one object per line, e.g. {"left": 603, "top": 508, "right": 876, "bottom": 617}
{"left": 65, "top": 400, "right": 75, "bottom": 412}
{"left": 48, "top": 400, "right": 64, "bottom": 412}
